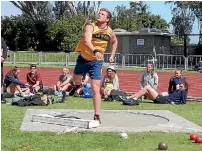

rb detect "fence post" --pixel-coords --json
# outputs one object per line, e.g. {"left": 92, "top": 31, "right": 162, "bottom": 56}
{"left": 65, "top": 54, "right": 68, "bottom": 66}
{"left": 38, "top": 52, "right": 42, "bottom": 65}
{"left": 184, "top": 57, "right": 187, "bottom": 71}
{"left": 13, "top": 52, "right": 16, "bottom": 64}
{"left": 122, "top": 56, "right": 125, "bottom": 68}
{"left": 162, "top": 55, "right": 165, "bottom": 69}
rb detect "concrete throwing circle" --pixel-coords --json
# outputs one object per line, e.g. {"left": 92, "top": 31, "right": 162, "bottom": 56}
{"left": 21, "top": 109, "right": 202, "bottom": 133}
{"left": 60, "top": 111, "right": 169, "bottom": 127}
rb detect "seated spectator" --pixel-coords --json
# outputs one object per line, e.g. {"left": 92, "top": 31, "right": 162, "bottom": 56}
{"left": 4, "top": 66, "right": 28, "bottom": 96}
{"left": 54, "top": 67, "right": 73, "bottom": 94}
{"left": 101, "top": 66, "right": 120, "bottom": 99}
{"left": 194, "top": 60, "right": 202, "bottom": 72}
{"left": 168, "top": 69, "right": 188, "bottom": 94}
{"left": 26, "top": 64, "right": 43, "bottom": 93}
{"left": 125, "top": 82, "right": 188, "bottom": 105}
{"left": 140, "top": 63, "right": 158, "bottom": 90}
{"left": 74, "top": 73, "right": 90, "bottom": 96}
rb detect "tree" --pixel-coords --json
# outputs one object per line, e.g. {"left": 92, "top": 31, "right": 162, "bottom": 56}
{"left": 53, "top": 1, "right": 101, "bottom": 18}
{"left": 47, "top": 15, "right": 85, "bottom": 52}
{"left": 53, "top": 1, "right": 74, "bottom": 19}
{"left": 1, "top": 15, "right": 36, "bottom": 51}
{"left": 166, "top": 1, "right": 195, "bottom": 43}
{"left": 168, "top": 1, "right": 202, "bottom": 20}
{"left": 111, "top": 2, "right": 168, "bottom": 31}
{"left": 130, "top": 1, "right": 149, "bottom": 15}
{"left": 10, "top": 1, "right": 54, "bottom": 21}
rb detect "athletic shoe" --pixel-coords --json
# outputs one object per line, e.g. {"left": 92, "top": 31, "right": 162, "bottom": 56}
{"left": 94, "top": 114, "right": 101, "bottom": 124}
{"left": 1, "top": 98, "right": 7, "bottom": 104}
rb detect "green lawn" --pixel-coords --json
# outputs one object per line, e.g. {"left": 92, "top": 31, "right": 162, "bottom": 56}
{"left": 1, "top": 97, "right": 202, "bottom": 151}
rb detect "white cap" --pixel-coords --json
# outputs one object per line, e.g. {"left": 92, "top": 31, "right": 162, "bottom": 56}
{"left": 107, "top": 65, "right": 116, "bottom": 73}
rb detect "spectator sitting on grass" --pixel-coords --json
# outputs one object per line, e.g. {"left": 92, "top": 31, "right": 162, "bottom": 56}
{"left": 140, "top": 63, "right": 158, "bottom": 90}
{"left": 194, "top": 61, "right": 202, "bottom": 73}
{"left": 54, "top": 67, "right": 73, "bottom": 96}
{"left": 124, "top": 82, "right": 188, "bottom": 105}
{"left": 101, "top": 66, "right": 120, "bottom": 99}
{"left": 26, "top": 64, "right": 43, "bottom": 93}
{"left": 168, "top": 69, "right": 188, "bottom": 94}
{"left": 4, "top": 66, "right": 29, "bottom": 96}
{"left": 74, "top": 73, "right": 90, "bottom": 96}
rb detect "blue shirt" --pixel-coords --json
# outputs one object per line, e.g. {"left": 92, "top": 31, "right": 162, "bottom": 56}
{"left": 166, "top": 90, "right": 187, "bottom": 104}
{"left": 168, "top": 76, "right": 187, "bottom": 93}
{"left": 4, "top": 74, "right": 25, "bottom": 88}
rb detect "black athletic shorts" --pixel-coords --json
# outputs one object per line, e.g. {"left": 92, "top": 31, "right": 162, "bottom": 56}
{"left": 153, "top": 95, "right": 168, "bottom": 104}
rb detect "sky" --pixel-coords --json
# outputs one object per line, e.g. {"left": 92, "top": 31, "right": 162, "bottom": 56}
{"left": 1, "top": 1, "right": 200, "bottom": 43}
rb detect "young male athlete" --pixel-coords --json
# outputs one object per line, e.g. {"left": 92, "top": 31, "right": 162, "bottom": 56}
{"left": 73, "top": 8, "right": 118, "bottom": 123}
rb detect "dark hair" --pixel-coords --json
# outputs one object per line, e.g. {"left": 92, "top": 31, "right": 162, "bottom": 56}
{"left": 99, "top": 8, "right": 112, "bottom": 24}
{"left": 30, "top": 64, "right": 37, "bottom": 69}
{"left": 7, "top": 66, "right": 20, "bottom": 77}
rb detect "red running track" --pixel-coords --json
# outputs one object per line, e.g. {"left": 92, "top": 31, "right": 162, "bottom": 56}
{"left": 3, "top": 67, "right": 202, "bottom": 97}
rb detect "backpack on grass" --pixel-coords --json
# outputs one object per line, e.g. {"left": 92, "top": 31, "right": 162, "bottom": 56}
{"left": 82, "top": 87, "right": 93, "bottom": 98}
{"left": 105, "top": 90, "right": 127, "bottom": 102}
{"left": 11, "top": 94, "right": 54, "bottom": 107}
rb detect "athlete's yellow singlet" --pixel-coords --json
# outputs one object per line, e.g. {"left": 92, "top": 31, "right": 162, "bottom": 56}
{"left": 75, "top": 22, "right": 112, "bottom": 61}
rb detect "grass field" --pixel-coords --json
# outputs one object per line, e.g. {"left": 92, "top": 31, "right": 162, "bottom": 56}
{"left": 1, "top": 97, "right": 202, "bottom": 151}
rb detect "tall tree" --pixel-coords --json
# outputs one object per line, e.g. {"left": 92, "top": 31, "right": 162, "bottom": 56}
{"left": 53, "top": 1, "right": 74, "bottom": 19}
{"left": 111, "top": 2, "right": 167, "bottom": 31}
{"left": 129, "top": 1, "right": 150, "bottom": 15}
{"left": 166, "top": 1, "right": 195, "bottom": 42}
{"left": 10, "top": 1, "right": 54, "bottom": 21}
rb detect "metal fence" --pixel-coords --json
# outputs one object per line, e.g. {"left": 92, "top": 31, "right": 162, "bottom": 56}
{"left": 4, "top": 51, "right": 202, "bottom": 71}
{"left": 124, "top": 54, "right": 154, "bottom": 68}
{"left": 187, "top": 55, "right": 202, "bottom": 70}
{"left": 156, "top": 54, "right": 186, "bottom": 70}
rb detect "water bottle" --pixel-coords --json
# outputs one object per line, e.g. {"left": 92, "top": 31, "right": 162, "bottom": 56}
{"left": 141, "top": 96, "right": 145, "bottom": 102}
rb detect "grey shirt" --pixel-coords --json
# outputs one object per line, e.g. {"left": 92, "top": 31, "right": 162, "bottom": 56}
{"left": 140, "top": 72, "right": 159, "bottom": 90}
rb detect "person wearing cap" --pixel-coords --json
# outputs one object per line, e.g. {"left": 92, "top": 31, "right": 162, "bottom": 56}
{"left": 26, "top": 64, "right": 43, "bottom": 93}
{"left": 73, "top": 8, "right": 118, "bottom": 123}
{"left": 101, "top": 66, "right": 120, "bottom": 99}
